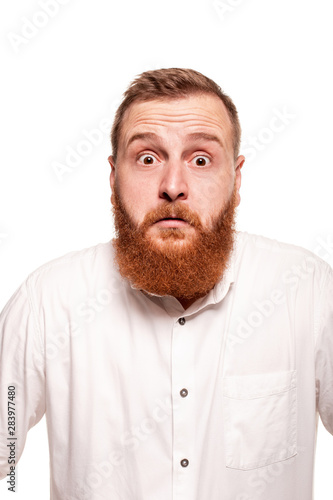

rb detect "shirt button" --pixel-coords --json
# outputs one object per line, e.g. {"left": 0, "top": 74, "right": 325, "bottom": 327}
{"left": 180, "top": 458, "right": 189, "bottom": 467}
{"left": 180, "top": 388, "right": 188, "bottom": 398}
{"left": 178, "top": 317, "right": 186, "bottom": 325}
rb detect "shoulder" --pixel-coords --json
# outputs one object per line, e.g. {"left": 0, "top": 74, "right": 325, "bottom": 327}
{"left": 235, "top": 231, "right": 332, "bottom": 285}
{"left": 25, "top": 240, "right": 117, "bottom": 292}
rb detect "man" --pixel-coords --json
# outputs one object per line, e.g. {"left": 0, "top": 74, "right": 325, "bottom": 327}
{"left": 0, "top": 68, "right": 332, "bottom": 500}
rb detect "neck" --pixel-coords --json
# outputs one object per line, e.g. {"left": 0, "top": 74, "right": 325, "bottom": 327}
{"left": 176, "top": 293, "right": 208, "bottom": 310}
{"left": 140, "top": 289, "right": 207, "bottom": 310}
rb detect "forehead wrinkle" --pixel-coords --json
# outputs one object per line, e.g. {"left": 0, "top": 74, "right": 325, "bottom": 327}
{"left": 120, "top": 97, "right": 234, "bottom": 155}
{"left": 128, "top": 112, "right": 227, "bottom": 128}
{"left": 124, "top": 120, "right": 229, "bottom": 153}
{"left": 125, "top": 130, "right": 226, "bottom": 155}
{"left": 125, "top": 116, "right": 231, "bottom": 144}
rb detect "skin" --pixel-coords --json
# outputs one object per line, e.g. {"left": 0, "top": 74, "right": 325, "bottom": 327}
{"left": 108, "top": 93, "right": 245, "bottom": 308}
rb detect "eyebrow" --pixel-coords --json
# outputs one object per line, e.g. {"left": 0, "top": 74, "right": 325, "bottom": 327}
{"left": 126, "top": 132, "right": 160, "bottom": 149}
{"left": 126, "top": 131, "right": 225, "bottom": 150}
{"left": 186, "top": 132, "right": 225, "bottom": 149}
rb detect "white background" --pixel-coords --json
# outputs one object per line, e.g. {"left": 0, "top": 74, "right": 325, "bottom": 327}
{"left": 0, "top": 0, "right": 332, "bottom": 498}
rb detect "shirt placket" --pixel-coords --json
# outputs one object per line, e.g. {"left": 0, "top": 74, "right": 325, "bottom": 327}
{"left": 171, "top": 315, "right": 196, "bottom": 500}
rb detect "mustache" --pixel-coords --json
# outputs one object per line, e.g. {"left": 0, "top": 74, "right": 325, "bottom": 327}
{"left": 139, "top": 202, "right": 203, "bottom": 230}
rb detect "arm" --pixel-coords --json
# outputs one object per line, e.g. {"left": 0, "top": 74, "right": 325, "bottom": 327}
{"left": 0, "top": 278, "right": 45, "bottom": 480}
{"left": 315, "top": 265, "right": 333, "bottom": 434}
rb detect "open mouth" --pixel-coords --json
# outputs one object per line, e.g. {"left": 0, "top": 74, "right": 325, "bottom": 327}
{"left": 154, "top": 217, "right": 189, "bottom": 227}
{"left": 158, "top": 217, "right": 185, "bottom": 222}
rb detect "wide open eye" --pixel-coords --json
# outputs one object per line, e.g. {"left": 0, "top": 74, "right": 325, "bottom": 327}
{"left": 138, "top": 154, "right": 157, "bottom": 165}
{"left": 191, "top": 155, "right": 211, "bottom": 167}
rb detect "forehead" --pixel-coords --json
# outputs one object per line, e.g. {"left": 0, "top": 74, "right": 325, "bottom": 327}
{"left": 119, "top": 93, "right": 234, "bottom": 152}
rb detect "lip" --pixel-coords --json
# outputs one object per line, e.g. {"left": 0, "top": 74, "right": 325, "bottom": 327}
{"left": 154, "top": 218, "right": 189, "bottom": 228}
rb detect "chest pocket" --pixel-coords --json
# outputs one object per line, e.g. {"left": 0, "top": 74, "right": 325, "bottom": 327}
{"left": 222, "top": 370, "right": 297, "bottom": 470}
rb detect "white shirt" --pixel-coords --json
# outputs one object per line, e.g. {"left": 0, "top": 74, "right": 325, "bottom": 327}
{"left": 0, "top": 231, "right": 332, "bottom": 500}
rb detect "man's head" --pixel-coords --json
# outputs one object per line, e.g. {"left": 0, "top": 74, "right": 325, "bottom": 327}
{"left": 108, "top": 68, "right": 245, "bottom": 307}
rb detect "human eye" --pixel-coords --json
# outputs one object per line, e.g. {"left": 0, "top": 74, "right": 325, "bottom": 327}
{"left": 137, "top": 153, "right": 158, "bottom": 166}
{"left": 191, "top": 155, "right": 211, "bottom": 167}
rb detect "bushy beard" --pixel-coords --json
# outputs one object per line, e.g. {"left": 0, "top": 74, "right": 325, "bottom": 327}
{"left": 111, "top": 182, "right": 238, "bottom": 301}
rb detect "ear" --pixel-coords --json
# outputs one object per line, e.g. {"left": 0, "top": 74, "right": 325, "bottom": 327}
{"left": 234, "top": 155, "right": 245, "bottom": 207}
{"left": 108, "top": 155, "right": 116, "bottom": 204}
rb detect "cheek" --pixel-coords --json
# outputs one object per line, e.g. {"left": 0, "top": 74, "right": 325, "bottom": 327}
{"left": 117, "top": 182, "right": 152, "bottom": 225}
{"left": 195, "top": 177, "right": 230, "bottom": 212}
{"left": 199, "top": 182, "right": 222, "bottom": 207}
{"left": 193, "top": 173, "right": 235, "bottom": 225}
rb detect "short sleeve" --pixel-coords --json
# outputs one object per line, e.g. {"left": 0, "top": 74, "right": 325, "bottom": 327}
{"left": 0, "top": 278, "right": 45, "bottom": 480}
{"left": 315, "top": 264, "right": 333, "bottom": 435}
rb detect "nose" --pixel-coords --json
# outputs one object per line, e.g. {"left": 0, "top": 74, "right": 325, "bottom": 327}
{"left": 158, "top": 160, "right": 188, "bottom": 202}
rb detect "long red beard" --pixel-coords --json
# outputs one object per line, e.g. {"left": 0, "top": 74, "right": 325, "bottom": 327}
{"left": 111, "top": 182, "right": 238, "bottom": 301}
